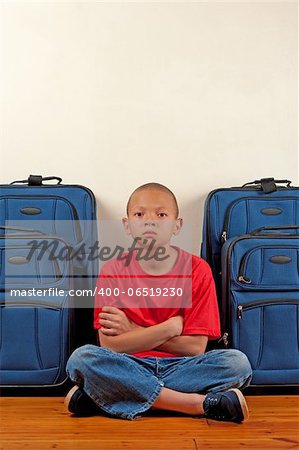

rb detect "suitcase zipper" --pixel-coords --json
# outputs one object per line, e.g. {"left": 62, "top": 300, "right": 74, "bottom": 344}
{"left": 237, "top": 298, "right": 299, "bottom": 319}
{"left": 221, "top": 231, "right": 227, "bottom": 243}
{"left": 217, "top": 332, "right": 229, "bottom": 346}
{"left": 0, "top": 302, "right": 62, "bottom": 309}
{"left": 221, "top": 196, "right": 299, "bottom": 243}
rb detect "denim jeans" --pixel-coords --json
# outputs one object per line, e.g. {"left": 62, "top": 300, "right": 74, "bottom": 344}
{"left": 66, "top": 345, "right": 252, "bottom": 420}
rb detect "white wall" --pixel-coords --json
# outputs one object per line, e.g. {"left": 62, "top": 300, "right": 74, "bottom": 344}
{"left": 1, "top": 1, "right": 298, "bottom": 252}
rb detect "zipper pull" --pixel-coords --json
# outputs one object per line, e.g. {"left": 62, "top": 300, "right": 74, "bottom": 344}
{"left": 238, "top": 275, "right": 252, "bottom": 284}
{"left": 221, "top": 231, "right": 227, "bottom": 243}
{"left": 218, "top": 332, "right": 229, "bottom": 347}
{"left": 237, "top": 305, "right": 243, "bottom": 319}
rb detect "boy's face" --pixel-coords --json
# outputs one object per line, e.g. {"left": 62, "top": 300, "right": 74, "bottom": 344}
{"left": 122, "top": 189, "right": 183, "bottom": 248}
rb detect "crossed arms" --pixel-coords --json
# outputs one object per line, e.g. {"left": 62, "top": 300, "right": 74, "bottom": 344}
{"left": 97, "top": 306, "right": 208, "bottom": 356}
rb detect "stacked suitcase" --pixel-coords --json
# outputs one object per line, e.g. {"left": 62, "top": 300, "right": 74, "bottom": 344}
{"left": 201, "top": 178, "right": 299, "bottom": 386}
{"left": 0, "top": 175, "right": 98, "bottom": 387}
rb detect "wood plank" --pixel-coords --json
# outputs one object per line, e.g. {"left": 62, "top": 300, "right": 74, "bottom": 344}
{"left": 1, "top": 438, "right": 299, "bottom": 450}
{"left": 1, "top": 396, "right": 298, "bottom": 450}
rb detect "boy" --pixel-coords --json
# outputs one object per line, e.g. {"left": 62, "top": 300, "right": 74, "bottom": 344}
{"left": 65, "top": 183, "right": 252, "bottom": 422}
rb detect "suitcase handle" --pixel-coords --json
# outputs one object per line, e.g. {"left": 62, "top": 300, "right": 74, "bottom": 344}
{"left": 10, "top": 175, "right": 62, "bottom": 186}
{"left": 0, "top": 225, "right": 45, "bottom": 235}
{"left": 251, "top": 225, "right": 299, "bottom": 235}
{"left": 242, "top": 178, "right": 292, "bottom": 193}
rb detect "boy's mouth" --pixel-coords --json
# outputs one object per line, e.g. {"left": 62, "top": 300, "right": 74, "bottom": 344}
{"left": 142, "top": 231, "right": 157, "bottom": 236}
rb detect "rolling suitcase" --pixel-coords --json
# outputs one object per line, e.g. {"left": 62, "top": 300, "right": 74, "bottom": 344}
{"left": 201, "top": 178, "right": 299, "bottom": 304}
{"left": 0, "top": 230, "right": 74, "bottom": 386}
{"left": 221, "top": 226, "right": 299, "bottom": 386}
{"left": 0, "top": 175, "right": 99, "bottom": 386}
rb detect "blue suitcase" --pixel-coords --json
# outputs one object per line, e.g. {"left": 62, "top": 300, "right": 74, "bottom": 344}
{"left": 0, "top": 175, "right": 99, "bottom": 386}
{"left": 221, "top": 226, "right": 299, "bottom": 386}
{"left": 0, "top": 232, "right": 74, "bottom": 386}
{"left": 201, "top": 178, "right": 299, "bottom": 304}
{"left": 0, "top": 175, "right": 98, "bottom": 284}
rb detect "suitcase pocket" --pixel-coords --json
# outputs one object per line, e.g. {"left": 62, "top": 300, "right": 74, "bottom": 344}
{"left": 0, "top": 195, "right": 82, "bottom": 244}
{"left": 0, "top": 301, "right": 70, "bottom": 385}
{"left": 232, "top": 297, "right": 299, "bottom": 371}
{"left": 223, "top": 196, "right": 299, "bottom": 240}
{"left": 0, "top": 238, "right": 70, "bottom": 290}
{"left": 234, "top": 245, "right": 299, "bottom": 289}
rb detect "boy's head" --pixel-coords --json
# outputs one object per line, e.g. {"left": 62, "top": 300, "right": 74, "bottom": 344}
{"left": 122, "top": 182, "right": 183, "bottom": 248}
{"left": 126, "top": 183, "right": 179, "bottom": 218}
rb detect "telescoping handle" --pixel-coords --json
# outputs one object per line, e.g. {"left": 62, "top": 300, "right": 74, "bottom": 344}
{"left": 242, "top": 178, "right": 292, "bottom": 193}
{"left": 251, "top": 225, "right": 299, "bottom": 236}
{"left": 10, "top": 175, "right": 62, "bottom": 186}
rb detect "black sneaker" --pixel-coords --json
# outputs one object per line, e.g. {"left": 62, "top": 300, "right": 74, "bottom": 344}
{"left": 64, "top": 386, "right": 101, "bottom": 417}
{"left": 203, "top": 388, "right": 249, "bottom": 423}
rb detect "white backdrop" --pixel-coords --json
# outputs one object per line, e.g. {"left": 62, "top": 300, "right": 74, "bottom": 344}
{"left": 1, "top": 1, "right": 298, "bottom": 253}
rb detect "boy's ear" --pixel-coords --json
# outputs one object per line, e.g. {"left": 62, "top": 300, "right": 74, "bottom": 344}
{"left": 173, "top": 217, "right": 183, "bottom": 236}
{"left": 122, "top": 216, "right": 131, "bottom": 236}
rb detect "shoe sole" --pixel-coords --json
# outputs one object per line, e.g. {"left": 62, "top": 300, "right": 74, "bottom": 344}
{"left": 229, "top": 388, "right": 249, "bottom": 422}
{"left": 64, "top": 385, "right": 80, "bottom": 412}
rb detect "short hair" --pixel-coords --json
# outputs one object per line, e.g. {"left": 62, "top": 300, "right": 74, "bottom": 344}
{"left": 126, "top": 182, "right": 179, "bottom": 218}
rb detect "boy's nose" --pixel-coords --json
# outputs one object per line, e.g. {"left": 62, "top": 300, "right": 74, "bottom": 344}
{"left": 143, "top": 214, "right": 157, "bottom": 225}
{"left": 144, "top": 219, "right": 156, "bottom": 226}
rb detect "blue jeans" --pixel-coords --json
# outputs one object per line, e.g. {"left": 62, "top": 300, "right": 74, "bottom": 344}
{"left": 66, "top": 345, "right": 252, "bottom": 420}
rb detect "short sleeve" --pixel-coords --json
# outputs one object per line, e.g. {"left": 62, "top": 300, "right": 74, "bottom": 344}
{"left": 182, "top": 258, "right": 221, "bottom": 340}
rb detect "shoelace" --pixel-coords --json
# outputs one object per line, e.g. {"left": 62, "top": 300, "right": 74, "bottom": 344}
{"left": 205, "top": 396, "right": 219, "bottom": 406}
{"left": 204, "top": 395, "right": 228, "bottom": 420}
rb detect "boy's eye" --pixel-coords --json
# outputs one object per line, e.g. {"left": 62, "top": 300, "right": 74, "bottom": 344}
{"left": 133, "top": 212, "right": 143, "bottom": 217}
{"left": 157, "top": 212, "right": 167, "bottom": 217}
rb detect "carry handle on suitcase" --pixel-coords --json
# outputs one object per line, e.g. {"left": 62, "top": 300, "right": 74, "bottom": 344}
{"left": 241, "top": 178, "right": 292, "bottom": 193}
{"left": 0, "top": 225, "right": 46, "bottom": 235}
{"left": 251, "top": 225, "right": 299, "bottom": 235}
{"left": 10, "top": 175, "right": 62, "bottom": 186}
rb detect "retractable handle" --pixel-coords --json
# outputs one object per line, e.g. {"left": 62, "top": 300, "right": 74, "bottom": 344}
{"left": 251, "top": 225, "right": 299, "bottom": 236}
{"left": 0, "top": 225, "right": 46, "bottom": 235}
{"left": 10, "top": 175, "right": 62, "bottom": 186}
{"left": 242, "top": 178, "right": 292, "bottom": 194}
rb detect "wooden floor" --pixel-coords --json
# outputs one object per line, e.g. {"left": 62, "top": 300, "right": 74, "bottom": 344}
{"left": 1, "top": 395, "right": 299, "bottom": 449}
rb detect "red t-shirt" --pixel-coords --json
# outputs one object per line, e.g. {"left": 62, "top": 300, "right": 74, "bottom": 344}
{"left": 94, "top": 247, "right": 220, "bottom": 358}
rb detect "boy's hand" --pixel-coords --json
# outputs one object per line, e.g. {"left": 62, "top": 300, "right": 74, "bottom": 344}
{"left": 165, "top": 315, "right": 184, "bottom": 336}
{"left": 99, "top": 306, "right": 142, "bottom": 336}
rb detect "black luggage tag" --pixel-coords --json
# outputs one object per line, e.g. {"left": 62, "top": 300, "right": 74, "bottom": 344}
{"left": 260, "top": 178, "right": 277, "bottom": 193}
{"left": 28, "top": 174, "right": 43, "bottom": 186}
